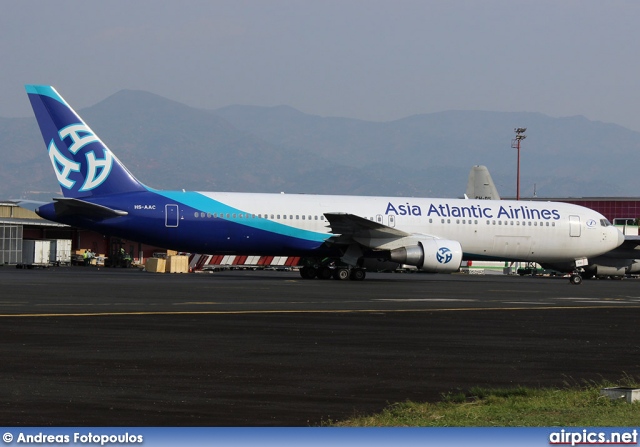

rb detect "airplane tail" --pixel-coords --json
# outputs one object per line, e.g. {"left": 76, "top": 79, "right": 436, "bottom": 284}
{"left": 26, "top": 85, "right": 147, "bottom": 199}
{"left": 465, "top": 165, "right": 500, "bottom": 200}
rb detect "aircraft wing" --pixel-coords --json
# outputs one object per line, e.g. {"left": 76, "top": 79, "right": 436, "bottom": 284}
{"left": 324, "top": 212, "right": 410, "bottom": 240}
{"left": 53, "top": 198, "right": 128, "bottom": 220}
{"left": 323, "top": 212, "right": 419, "bottom": 265}
{"left": 323, "top": 212, "right": 459, "bottom": 269}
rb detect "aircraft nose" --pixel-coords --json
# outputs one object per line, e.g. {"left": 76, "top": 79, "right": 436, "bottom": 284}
{"left": 617, "top": 227, "right": 625, "bottom": 247}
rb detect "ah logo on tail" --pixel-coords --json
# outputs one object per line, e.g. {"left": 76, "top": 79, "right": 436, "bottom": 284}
{"left": 48, "top": 123, "right": 113, "bottom": 191}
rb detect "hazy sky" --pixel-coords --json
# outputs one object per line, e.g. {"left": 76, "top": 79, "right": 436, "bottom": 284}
{"left": 2, "top": 0, "right": 640, "bottom": 131}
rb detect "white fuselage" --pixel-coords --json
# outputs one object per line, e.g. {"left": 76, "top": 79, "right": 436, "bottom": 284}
{"left": 179, "top": 192, "right": 623, "bottom": 263}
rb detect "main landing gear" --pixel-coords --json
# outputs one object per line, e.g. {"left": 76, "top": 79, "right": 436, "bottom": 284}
{"left": 569, "top": 273, "right": 583, "bottom": 285}
{"left": 299, "top": 265, "right": 367, "bottom": 281}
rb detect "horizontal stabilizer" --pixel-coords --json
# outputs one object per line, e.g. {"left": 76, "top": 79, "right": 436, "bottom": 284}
{"left": 53, "top": 198, "right": 128, "bottom": 220}
{"left": 7, "top": 199, "right": 48, "bottom": 211}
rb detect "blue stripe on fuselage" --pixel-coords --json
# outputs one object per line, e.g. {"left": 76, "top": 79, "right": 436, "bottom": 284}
{"left": 150, "top": 189, "right": 329, "bottom": 243}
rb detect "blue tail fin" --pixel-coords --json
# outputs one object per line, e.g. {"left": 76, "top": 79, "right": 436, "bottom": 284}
{"left": 26, "top": 85, "right": 147, "bottom": 198}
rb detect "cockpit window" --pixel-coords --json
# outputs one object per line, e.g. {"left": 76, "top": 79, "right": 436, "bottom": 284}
{"left": 600, "top": 219, "right": 612, "bottom": 227}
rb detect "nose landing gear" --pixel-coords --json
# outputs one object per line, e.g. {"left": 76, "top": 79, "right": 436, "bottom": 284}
{"left": 569, "top": 273, "right": 583, "bottom": 285}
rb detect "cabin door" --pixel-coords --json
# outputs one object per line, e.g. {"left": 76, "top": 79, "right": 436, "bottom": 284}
{"left": 165, "top": 204, "right": 179, "bottom": 227}
{"left": 569, "top": 215, "right": 581, "bottom": 237}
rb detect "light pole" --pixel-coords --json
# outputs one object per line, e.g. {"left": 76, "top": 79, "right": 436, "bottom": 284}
{"left": 511, "top": 128, "right": 527, "bottom": 200}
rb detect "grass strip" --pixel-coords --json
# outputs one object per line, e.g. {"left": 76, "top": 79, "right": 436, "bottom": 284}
{"left": 330, "top": 379, "right": 640, "bottom": 427}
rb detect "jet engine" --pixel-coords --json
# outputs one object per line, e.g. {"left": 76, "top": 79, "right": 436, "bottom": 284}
{"left": 389, "top": 239, "right": 463, "bottom": 273}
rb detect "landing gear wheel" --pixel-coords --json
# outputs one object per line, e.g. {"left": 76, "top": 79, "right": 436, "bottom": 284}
{"left": 569, "top": 274, "right": 583, "bottom": 285}
{"left": 349, "top": 268, "right": 366, "bottom": 281}
{"left": 300, "top": 266, "right": 317, "bottom": 279}
{"left": 317, "top": 266, "right": 333, "bottom": 280}
{"left": 333, "top": 268, "right": 350, "bottom": 280}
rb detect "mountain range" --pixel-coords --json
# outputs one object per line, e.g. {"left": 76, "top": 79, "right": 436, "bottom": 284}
{"left": 1, "top": 89, "right": 639, "bottom": 201}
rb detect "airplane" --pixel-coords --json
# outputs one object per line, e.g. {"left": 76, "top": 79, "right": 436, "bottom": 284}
{"left": 464, "top": 165, "right": 640, "bottom": 279}
{"left": 25, "top": 85, "right": 624, "bottom": 284}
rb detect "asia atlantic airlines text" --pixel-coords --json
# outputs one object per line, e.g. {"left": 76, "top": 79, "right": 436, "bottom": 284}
{"left": 385, "top": 202, "right": 561, "bottom": 220}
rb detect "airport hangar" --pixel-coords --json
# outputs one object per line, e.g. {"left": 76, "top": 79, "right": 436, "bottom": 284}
{"left": 0, "top": 201, "right": 164, "bottom": 266}
{"left": 1, "top": 198, "right": 639, "bottom": 267}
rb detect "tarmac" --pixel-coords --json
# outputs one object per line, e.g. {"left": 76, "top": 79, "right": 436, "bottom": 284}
{"left": 0, "top": 266, "right": 639, "bottom": 426}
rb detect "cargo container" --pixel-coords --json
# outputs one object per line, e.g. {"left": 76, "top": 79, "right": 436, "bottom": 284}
{"left": 49, "top": 239, "right": 72, "bottom": 266}
{"left": 18, "top": 240, "right": 52, "bottom": 268}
